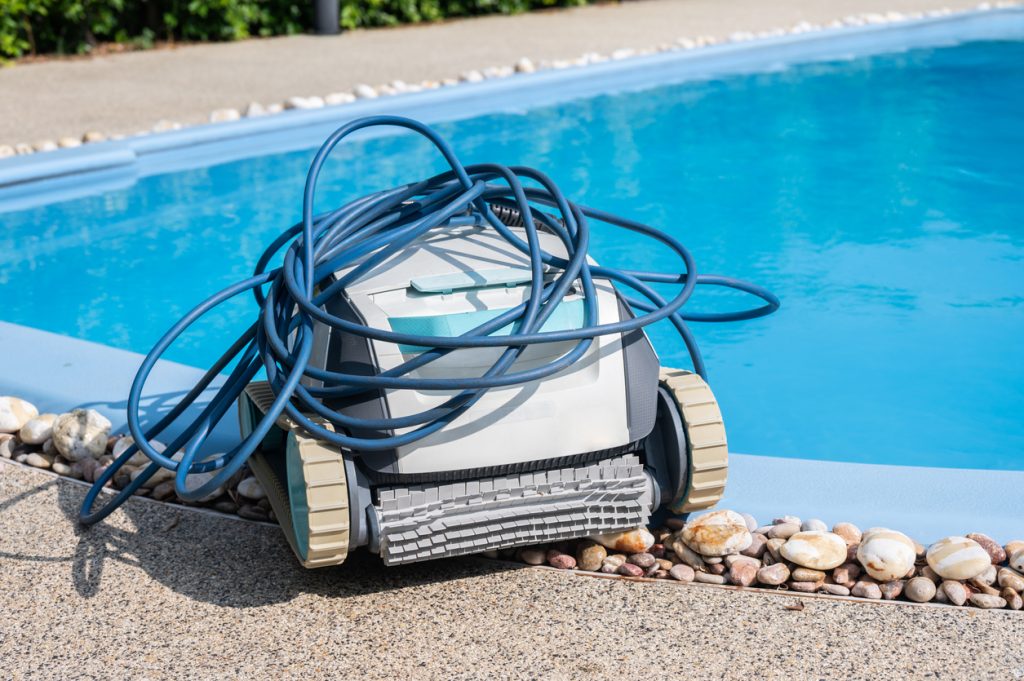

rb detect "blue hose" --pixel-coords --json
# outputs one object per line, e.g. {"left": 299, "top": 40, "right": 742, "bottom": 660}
{"left": 79, "top": 115, "right": 779, "bottom": 525}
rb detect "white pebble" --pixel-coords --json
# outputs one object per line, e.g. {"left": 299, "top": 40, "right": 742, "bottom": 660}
{"left": 209, "top": 108, "right": 241, "bottom": 123}
{"left": 244, "top": 102, "right": 267, "bottom": 117}
{"left": 51, "top": 409, "right": 112, "bottom": 462}
{"left": 801, "top": 518, "right": 828, "bottom": 532}
{"left": 15, "top": 143, "right": 34, "bottom": 155}
{"left": 19, "top": 413, "right": 57, "bottom": 445}
{"left": 0, "top": 397, "right": 39, "bottom": 433}
{"left": 927, "top": 536, "right": 992, "bottom": 580}
{"left": 152, "top": 120, "right": 181, "bottom": 132}
{"left": 82, "top": 131, "right": 106, "bottom": 143}
{"left": 514, "top": 57, "right": 536, "bottom": 73}
{"left": 610, "top": 48, "right": 636, "bottom": 60}
{"left": 857, "top": 528, "right": 916, "bottom": 581}
{"left": 113, "top": 435, "right": 166, "bottom": 467}
{"left": 681, "top": 510, "right": 752, "bottom": 556}
{"left": 237, "top": 476, "right": 267, "bottom": 500}
{"left": 0, "top": 144, "right": 15, "bottom": 158}
{"left": 353, "top": 84, "right": 378, "bottom": 99}
{"left": 780, "top": 531, "right": 848, "bottom": 570}
{"left": 325, "top": 92, "right": 356, "bottom": 105}
{"left": 284, "top": 96, "right": 324, "bottom": 110}
{"left": 58, "top": 136, "right": 81, "bottom": 148}
{"left": 459, "top": 70, "right": 484, "bottom": 83}
{"left": 33, "top": 140, "right": 58, "bottom": 152}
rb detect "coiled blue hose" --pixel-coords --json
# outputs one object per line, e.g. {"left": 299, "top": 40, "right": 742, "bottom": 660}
{"left": 79, "top": 115, "right": 779, "bottom": 526}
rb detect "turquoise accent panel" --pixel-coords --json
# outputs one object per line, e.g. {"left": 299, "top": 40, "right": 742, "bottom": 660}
{"left": 389, "top": 299, "right": 584, "bottom": 353}
{"left": 285, "top": 434, "right": 310, "bottom": 561}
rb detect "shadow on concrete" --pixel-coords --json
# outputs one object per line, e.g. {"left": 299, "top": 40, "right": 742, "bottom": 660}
{"left": 1, "top": 466, "right": 519, "bottom": 608}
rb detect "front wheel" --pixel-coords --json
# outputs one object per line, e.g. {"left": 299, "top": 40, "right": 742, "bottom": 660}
{"left": 659, "top": 368, "right": 729, "bottom": 513}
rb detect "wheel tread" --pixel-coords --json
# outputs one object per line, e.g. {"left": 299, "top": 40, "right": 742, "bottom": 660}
{"left": 659, "top": 368, "right": 729, "bottom": 513}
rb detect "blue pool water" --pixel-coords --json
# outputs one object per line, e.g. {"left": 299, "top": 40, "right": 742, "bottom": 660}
{"left": 2, "top": 40, "right": 1022, "bottom": 470}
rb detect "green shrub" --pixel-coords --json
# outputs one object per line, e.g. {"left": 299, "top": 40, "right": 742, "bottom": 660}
{"left": 0, "top": 0, "right": 596, "bottom": 60}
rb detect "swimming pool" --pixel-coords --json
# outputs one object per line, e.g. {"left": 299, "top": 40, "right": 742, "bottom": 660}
{"left": 1, "top": 21, "right": 1022, "bottom": 476}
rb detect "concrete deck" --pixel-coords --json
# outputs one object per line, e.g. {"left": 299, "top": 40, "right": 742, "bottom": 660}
{"left": 0, "top": 0, "right": 982, "bottom": 144}
{"left": 2, "top": 462, "right": 1022, "bottom": 680}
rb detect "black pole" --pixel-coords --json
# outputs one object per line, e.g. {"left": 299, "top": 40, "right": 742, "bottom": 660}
{"left": 313, "top": 0, "right": 340, "bottom": 35}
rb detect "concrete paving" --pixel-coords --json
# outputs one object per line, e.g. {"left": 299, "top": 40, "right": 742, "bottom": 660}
{"left": 2, "top": 461, "right": 1022, "bottom": 680}
{"left": 0, "top": 0, "right": 981, "bottom": 144}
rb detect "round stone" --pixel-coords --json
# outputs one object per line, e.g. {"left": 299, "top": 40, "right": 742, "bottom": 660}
{"left": 23, "top": 452, "right": 52, "bottom": 469}
{"left": 113, "top": 435, "right": 167, "bottom": 467}
{"left": 832, "top": 563, "right": 860, "bottom": 587}
{"left": 627, "top": 552, "right": 656, "bottom": 568}
{"left": 51, "top": 409, "right": 111, "bottom": 461}
{"left": 668, "top": 564, "right": 695, "bottom": 583}
{"left": 575, "top": 541, "right": 607, "bottom": 572}
{"left": 519, "top": 548, "right": 545, "bottom": 565}
{"left": 756, "top": 562, "right": 790, "bottom": 586}
{"left": 236, "top": 476, "right": 266, "bottom": 500}
{"left": 680, "top": 510, "right": 753, "bottom": 556}
{"left": 833, "top": 522, "right": 862, "bottom": 545}
{"left": 801, "top": 518, "right": 828, "bottom": 532}
{"left": 179, "top": 468, "right": 226, "bottom": 503}
{"left": 879, "top": 580, "right": 905, "bottom": 600}
{"left": 904, "top": 576, "right": 937, "bottom": 602}
{"left": 617, "top": 563, "right": 644, "bottom": 577}
{"left": 592, "top": 528, "right": 655, "bottom": 554}
{"left": 0, "top": 397, "right": 38, "bottom": 433}
{"left": 767, "top": 522, "right": 800, "bottom": 540}
{"left": 693, "top": 572, "right": 726, "bottom": 585}
{"left": 1010, "top": 549, "right": 1024, "bottom": 573}
{"left": 728, "top": 561, "right": 757, "bottom": 587}
{"left": 966, "top": 532, "right": 1006, "bottom": 565}
{"left": 791, "top": 567, "right": 826, "bottom": 582}
{"left": 926, "top": 536, "right": 992, "bottom": 580}
{"left": 780, "top": 531, "right": 848, "bottom": 570}
{"left": 1003, "top": 587, "right": 1023, "bottom": 610}
{"left": 851, "top": 580, "right": 882, "bottom": 599}
{"left": 547, "top": 551, "right": 576, "bottom": 570}
{"left": 18, "top": 413, "right": 56, "bottom": 445}
{"left": 821, "top": 583, "right": 850, "bottom": 596}
{"left": 969, "top": 593, "right": 1006, "bottom": 609}
{"left": 941, "top": 580, "right": 969, "bottom": 606}
{"left": 741, "top": 533, "right": 768, "bottom": 559}
{"left": 856, "top": 528, "right": 916, "bottom": 581}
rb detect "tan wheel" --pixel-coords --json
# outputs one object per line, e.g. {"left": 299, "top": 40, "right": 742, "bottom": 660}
{"left": 239, "top": 381, "right": 350, "bottom": 568}
{"left": 659, "top": 368, "right": 729, "bottom": 513}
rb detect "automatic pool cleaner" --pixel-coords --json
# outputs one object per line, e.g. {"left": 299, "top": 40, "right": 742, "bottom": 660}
{"left": 79, "top": 116, "right": 779, "bottom": 568}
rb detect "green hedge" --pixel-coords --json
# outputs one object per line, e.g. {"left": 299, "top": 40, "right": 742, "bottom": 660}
{"left": 0, "top": 0, "right": 591, "bottom": 60}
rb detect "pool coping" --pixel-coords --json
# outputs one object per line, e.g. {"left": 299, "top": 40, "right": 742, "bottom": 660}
{"left": 1, "top": 6, "right": 1023, "bottom": 212}
{"left": 1, "top": 8, "right": 1022, "bottom": 543}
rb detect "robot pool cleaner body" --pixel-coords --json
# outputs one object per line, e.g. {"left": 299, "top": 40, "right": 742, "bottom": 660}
{"left": 79, "top": 116, "right": 778, "bottom": 569}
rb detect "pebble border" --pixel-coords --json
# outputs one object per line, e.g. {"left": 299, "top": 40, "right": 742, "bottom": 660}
{"left": 479, "top": 516, "right": 1024, "bottom": 612}
{"left": 0, "top": 2, "right": 1019, "bottom": 155}
{"left": 1, "top": 399, "right": 1021, "bottom": 613}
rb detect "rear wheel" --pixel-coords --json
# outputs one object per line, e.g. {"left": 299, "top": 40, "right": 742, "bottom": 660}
{"left": 659, "top": 368, "right": 729, "bottom": 513}
{"left": 239, "top": 381, "right": 351, "bottom": 568}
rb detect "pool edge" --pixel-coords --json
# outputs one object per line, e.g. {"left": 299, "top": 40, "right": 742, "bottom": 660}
{"left": 2, "top": 320, "right": 1019, "bottom": 542}
{"left": 2, "top": 6, "right": 1023, "bottom": 212}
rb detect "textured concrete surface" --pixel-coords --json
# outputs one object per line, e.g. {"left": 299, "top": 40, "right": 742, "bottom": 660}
{"left": 0, "top": 0, "right": 982, "bottom": 144}
{"left": 2, "top": 461, "right": 1022, "bottom": 680}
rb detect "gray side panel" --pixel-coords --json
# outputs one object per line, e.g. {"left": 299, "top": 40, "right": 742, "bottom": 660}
{"left": 616, "top": 295, "right": 660, "bottom": 443}
{"left": 323, "top": 293, "right": 400, "bottom": 474}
